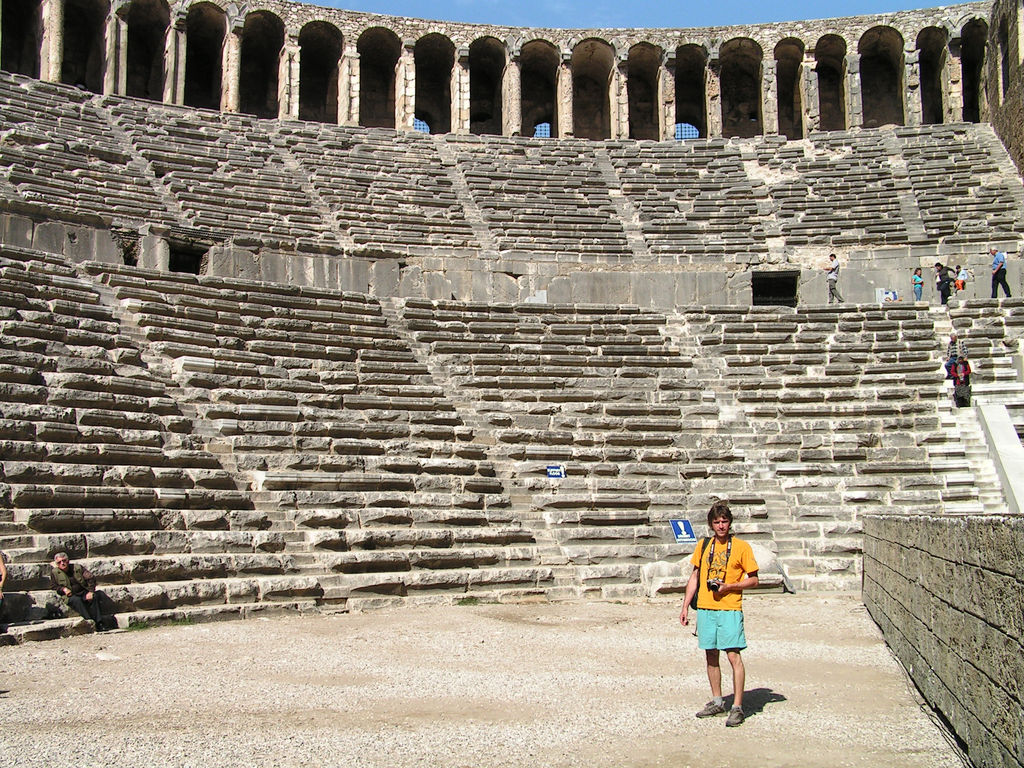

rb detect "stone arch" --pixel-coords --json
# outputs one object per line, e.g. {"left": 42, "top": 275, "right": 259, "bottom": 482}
{"left": 122, "top": 0, "right": 169, "bottom": 100}
{"left": 520, "top": 39, "right": 559, "bottom": 137}
{"left": 627, "top": 42, "right": 661, "bottom": 140}
{"left": 675, "top": 43, "right": 707, "bottom": 138}
{"left": 415, "top": 33, "right": 454, "bottom": 134}
{"left": 572, "top": 38, "right": 614, "bottom": 140}
{"left": 774, "top": 37, "right": 804, "bottom": 139}
{"left": 1, "top": 0, "right": 43, "bottom": 77}
{"left": 916, "top": 26, "right": 947, "bottom": 125}
{"left": 238, "top": 10, "right": 283, "bottom": 118}
{"left": 358, "top": 26, "right": 400, "bottom": 128}
{"left": 298, "top": 21, "right": 342, "bottom": 123}
{"left": 961, "top": 18, "right": 987, "bottom": 122}
{"left": 720, "top": 37, "right": 762, "bottom": 138}
{"left": 61, "top": 0, "right": 109, "bottom": 92}
{"left": 184, "top": 1, "right": 224, "bottom": 110}
{"left": 469, "top": 36, "right": 504, "bottom": 135}
{"left": 859, "top": 26, "right": 904, "bottom": 128}
{"left": 815, "top": 34, "right": 846, "bottom": 131}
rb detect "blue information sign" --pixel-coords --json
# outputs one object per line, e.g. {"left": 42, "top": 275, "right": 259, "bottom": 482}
{"left": 669, "top": 519, "right": 697, "bottom": 544}
{"left": 546, "top": 465, "right": 566, "bottom": 479}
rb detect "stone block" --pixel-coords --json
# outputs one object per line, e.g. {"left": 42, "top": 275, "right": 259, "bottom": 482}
{"left": 31, "top": 221, "right": 67, "bottom": 255}
{"left": 1, "top": 213, "right": 34, "bottom": 248}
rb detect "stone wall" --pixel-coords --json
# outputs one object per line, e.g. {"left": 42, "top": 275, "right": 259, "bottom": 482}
{"left": 989, "top": 0, "right": 1024, "bottom": 172}
{"left": 862, "top": 513, "right": 1024, "bottom": 768}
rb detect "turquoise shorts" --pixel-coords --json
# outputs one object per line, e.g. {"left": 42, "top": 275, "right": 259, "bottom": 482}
{"left": 697, "top": 609, "right": 746, "bottom": 651}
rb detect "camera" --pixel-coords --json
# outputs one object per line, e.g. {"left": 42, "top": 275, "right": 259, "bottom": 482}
{"left": 707, "top": 579, "right": 724, "bottom": 592}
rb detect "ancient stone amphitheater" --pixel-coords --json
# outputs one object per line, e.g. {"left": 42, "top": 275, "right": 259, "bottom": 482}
{"left": 1, "top": 0, "right": 1023, "bottom": 764}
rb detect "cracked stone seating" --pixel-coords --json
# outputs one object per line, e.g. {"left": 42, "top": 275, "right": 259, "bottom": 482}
{"left": 0, "top": 72, "right": 177, "bottom": 228}
{"left": 71, "top": 263, "right": 548, "bottom": 610}
{"left": 278, "top": 123, "right": 480, "bottom": 254}
{"left": 105, "top": 97, "right": 339, "bottom": 250}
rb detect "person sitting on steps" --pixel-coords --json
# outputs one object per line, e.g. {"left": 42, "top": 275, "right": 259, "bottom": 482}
{"left": 49, "top": 552, "right": 113, "bottom": 632}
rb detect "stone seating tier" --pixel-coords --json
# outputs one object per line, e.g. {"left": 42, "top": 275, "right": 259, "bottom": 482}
{"left": 4, "top": 250, "right": 1019, "bottom": 636}
{"left": 5, "top": 73, "right": 1020, "bottom": 264}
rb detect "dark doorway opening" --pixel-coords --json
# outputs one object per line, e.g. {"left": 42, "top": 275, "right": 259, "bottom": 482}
{"left": 752, "top": 271, "right": 798, "bottom": 307}
{"left": 168, "top": 244, "right": 206, "bottom": 274}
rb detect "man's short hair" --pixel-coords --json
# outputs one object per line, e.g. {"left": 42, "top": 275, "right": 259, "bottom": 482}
{"left": 53, "top": 551, "right": 69, "bottom": 561}
{"left": 707, "top": 500, "right": 733, "bottom": 526}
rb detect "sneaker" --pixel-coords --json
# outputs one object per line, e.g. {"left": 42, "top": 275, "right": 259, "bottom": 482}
{"left": 725, "top": 707, "right": 745, "bottom": 727}
{"left": 695, "top": 701, "right": 727, "bottom": 718}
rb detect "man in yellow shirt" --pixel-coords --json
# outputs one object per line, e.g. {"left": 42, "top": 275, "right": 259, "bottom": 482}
{"left": 680, "top": 501, "right": 759, "bottom": 727}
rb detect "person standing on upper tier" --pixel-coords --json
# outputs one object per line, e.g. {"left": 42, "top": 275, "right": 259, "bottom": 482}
{"left": 991, "top": 247, "right": 1012, "bottom": 298}
{"left": 825, "top": 253, "right": 843, "bottom": 304}
{"left": 935, "top": 263, "right": 953, "bottom": 306}
{"left": 912, "top": 267, "right": 924, "bottom": 302}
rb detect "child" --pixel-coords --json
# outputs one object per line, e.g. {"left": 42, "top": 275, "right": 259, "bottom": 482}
{"left": 912, "top": 267, "right": 924, "bottom": 301}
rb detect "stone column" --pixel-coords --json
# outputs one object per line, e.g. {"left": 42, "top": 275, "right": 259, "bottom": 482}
{"left": 706, "top": 48, "right": 722, "bottom": 138}
{"left": 503, "top": 47, "right": 521, "bottom": 136}
{"left": 280, "top": 34, "right": 300, "bottom": 120}
{"left": 904, "top": 47, "right": 922, "bottom": 126}
{"left": 945, "top": 40, "right": 963, "bottom": 124}
{"left": 557, "top": 50, "right": 573, "bottom": 137}
{"left": 395, "top": 38, "right": 415, "bottom": 131}
{"left": 39, "top": 0, "right": 64, "bottom": 83}
{"left": 845, "top": 52, "right": 862, "bottom": 128}
{"left": 660, "top": 50, "right": 676, "bottom": 140}
{"left": 222, "top": 18, "right": 242, "bottom": 113}
{"left": 338, "top": 45, "right": 357, "bottom": 125}
{"left": 761, "top": 58, "right": 778, "bottom": 135}
{"left": 104, "top": 3, "right": 126, "bottom": 95}
{"left": 800, "top": 51, "right": 818, "bottom": 134}
{"left": 163, "top": 9, "right": 187, "bottom": 104}
{"left": 452, "top": 46, "right": 470, "bottom": 134}
{"left": 612, "top": 54, "right": 629, "bottom": 139}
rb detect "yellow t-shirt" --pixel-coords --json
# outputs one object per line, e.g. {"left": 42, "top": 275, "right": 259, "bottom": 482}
{"left": 690, "top": 536, "right": 758, "bottom": 611}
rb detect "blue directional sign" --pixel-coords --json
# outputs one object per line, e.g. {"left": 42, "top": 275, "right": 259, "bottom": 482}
{"left": 546, "top": 465, "right": 567, "bottom": 479}
{"left": 669, "top": 519, "right": 697, "bottom": 544}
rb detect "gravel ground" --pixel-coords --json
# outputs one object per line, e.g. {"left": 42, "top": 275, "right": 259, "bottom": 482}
{"left": 0, "top": 593, "right": 966, "bottom": 768}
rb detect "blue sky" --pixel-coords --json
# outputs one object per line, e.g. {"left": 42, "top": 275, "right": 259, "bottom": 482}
{"left": 310, "top": 0, "right": 940, "bottom": 28}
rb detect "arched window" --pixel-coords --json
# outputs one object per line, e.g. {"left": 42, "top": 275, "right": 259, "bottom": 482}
{"left": 859, "top": 26, "right": 904, "bottom": 128}
{"left": 239, "top": 11, "right": 284, "bottom": 119}
{"left": 469, "top": 37, "right": 505, "bottom": 136}
{"left": 960, "top": 19, "right": 987, "bottom": 122}
{"left": 183, "top": 2, "right": 224, "bottom": 110}
{"left": 299, "top": 21, "right": 343, "bottom": 123}
{"left": 572, "top": 38, "right": 614, "bottom": 140}
{"left": 62, "top": 0, "right": 108, "bottom": 93}
{"left": 358, "top": 27, "right": 400, "bottom": 128}
{"left": 721, "top": 37, "right": 763, "bottom": 138}
{"left": 521, "top": 40, "right": 559, "bottom": 137}
{"left": 1, "top": 0, "right": 42, "bottom": 77}
{"left": 415, "top": 33, "right": 454, "bottom": 134}
{"left": 815, "top": 35, "right": 846, "bottom": 131}
{"left": 675, "top": 44, "right": 707, "bottom": 138}
{"left": 123, "top": 0, "right": 169, "bottom": 101}
{"left": 775, "top": 38, "right": 803, "bottom": 139}
{"left": 675, "top": 122, "right": 700, "bottom": 140}
{"left": 916, "top": 27, "right": 947, "bottom": 125}
{"left": 627, "top": 43, "right": 661, "bottom": 140}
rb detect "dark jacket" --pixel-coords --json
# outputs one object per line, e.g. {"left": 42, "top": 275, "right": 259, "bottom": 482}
{"left": 50, "top": 563, "right": 96, "bottom": 598}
